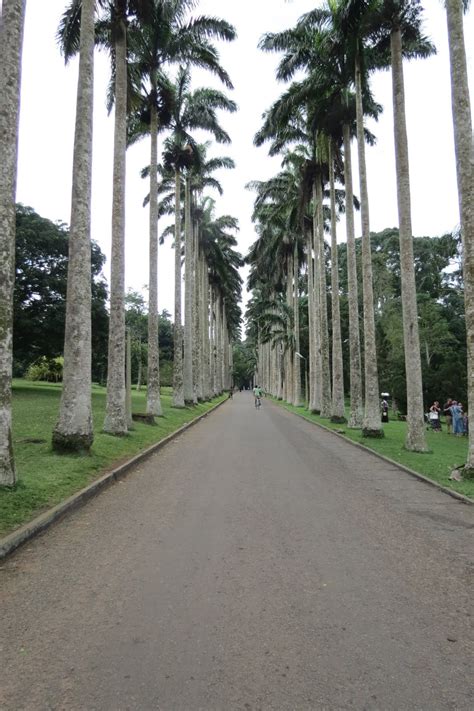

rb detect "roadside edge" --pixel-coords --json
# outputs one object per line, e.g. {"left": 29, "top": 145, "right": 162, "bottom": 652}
{"left": 0, "top": 398, "right": 228, "bottom": 561}
{"left": 275, "top": 402, "right": 473, "bottom": 506}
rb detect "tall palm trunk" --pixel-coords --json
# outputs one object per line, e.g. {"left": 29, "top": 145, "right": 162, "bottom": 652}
{"left": 229, "top": 341, "right": 234, "bottom": 390}
{"left": 277, "top": 342, "right": 284, "bottom": 400}
{"left": 316, "top": 175, "right": 331, "bottom": 418}
{"left": 126, "top": 328, "right": 132, "bottom": 428}
{"left": 215, "top": 295, "right": 222, "bottom": 394}
{"left": 193, "top": 222, "right": 202, "bottom": 401}
{"left": 391, "top": 28, "right": 427, "bottom": 452}
{"left": 311, "top": 183, "right": 322, "bottom": 413}
{"left": 329, "top": 143, "right": 345, "bottom": 423}
{"left": 293, "top": 240, "right": 303, "bottom": 406}
{"left": 306, "top": 226, "right": 317, "bottom": 411}
{"left": 222, "top": 307, "right": 228, "bottom": 390}
{"left": 183, "top": 174, "right": 194, "bottom": 403}
{"left": 285, "top": 254, "right": 294, "bottom": 403}
{"left": 52, "top": 0, "right": 95, "bottom": 452}
{"left": 146, "top": 101, "right": 162, "bottom": 417}
{"left": 0, "top": 0, "right": 26, "bottom": 484}
{"left": 104, "top": 24, "right": 128, "bottom": 435}
{"left": 201, "top": 258, "right": 211, "bottom": 399}
{"left": 445, "top": 0, "right": 474, "bottom": 470}
{"left": 342, "top": 123, "right": 363, "bottom": 429}
{"left": 355, "top": 55, "right": 382, "bottom": 437}
{"left": 172, "top": 168, "right": 184, "bottom": 407}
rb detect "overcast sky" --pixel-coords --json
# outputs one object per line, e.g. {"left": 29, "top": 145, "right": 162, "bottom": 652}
{"left": 15, "top": 1, "right": 474, "bottom": 318}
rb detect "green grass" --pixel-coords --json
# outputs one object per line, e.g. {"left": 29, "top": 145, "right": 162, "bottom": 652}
{"left": 0, "top": 380, "right": 226, "bottom": 536}
{"left": 274, "top": 399, "right": 474, "bottom": 500}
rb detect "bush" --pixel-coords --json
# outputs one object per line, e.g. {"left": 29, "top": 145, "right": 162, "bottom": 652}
{"left": 160, "top": 360, "right": 173, "bottom": 388}
{"left": 25, "top": 356, "right": 64, "bottom": 382}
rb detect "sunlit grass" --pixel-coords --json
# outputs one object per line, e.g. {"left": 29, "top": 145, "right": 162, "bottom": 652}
{"left": 0, "top": 380, "right": 225, "bottom": 535}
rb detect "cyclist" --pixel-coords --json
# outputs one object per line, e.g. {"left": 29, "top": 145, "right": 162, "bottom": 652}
{"left": 253, "top": 385, "right": 263, "bottom": 408}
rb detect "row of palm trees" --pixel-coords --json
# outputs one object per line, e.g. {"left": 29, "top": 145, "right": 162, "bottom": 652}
{"left": 0, "top": 0, "right": 242, "bottom": 486}
{"left": 246, "top": 0, "right": 473, "bottom": 470}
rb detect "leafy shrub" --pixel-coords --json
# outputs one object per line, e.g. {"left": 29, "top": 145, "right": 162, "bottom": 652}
{"left": 25, "top": 356, "right": 64, "bottom": 382}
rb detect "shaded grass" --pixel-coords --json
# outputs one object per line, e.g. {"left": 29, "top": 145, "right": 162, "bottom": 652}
{"left": 0, "top": 380, "right": 226, "bottom": 535}
{"left": 275, "top": 399, "right": 473, "bottom": 500}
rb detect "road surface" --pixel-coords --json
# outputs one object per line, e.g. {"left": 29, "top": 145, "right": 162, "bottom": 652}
{"left": 1, "top": 393, "right": 473, "bottom": 710}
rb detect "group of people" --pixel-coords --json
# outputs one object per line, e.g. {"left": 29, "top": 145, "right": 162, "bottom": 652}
{"left": 428, "top": 399, "right": 468, "bottom": 435}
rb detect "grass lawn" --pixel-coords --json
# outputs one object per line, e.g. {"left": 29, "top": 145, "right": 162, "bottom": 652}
{"left": 274, "top": 399, "right": 474, "bottom": 501}
{"left": 0, "top": 380, "right": 226, "bottom": 536}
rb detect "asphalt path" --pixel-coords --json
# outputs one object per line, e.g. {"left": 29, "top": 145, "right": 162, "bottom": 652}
{"left": 1, "top": 393, "right": 473, "bottom": 710}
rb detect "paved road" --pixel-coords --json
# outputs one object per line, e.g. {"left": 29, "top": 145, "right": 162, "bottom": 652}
{"left": 1, "top": 394, "right": 473, "bottom": 711}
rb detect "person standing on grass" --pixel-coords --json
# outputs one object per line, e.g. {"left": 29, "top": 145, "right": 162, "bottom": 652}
{"left": 450, "top": 401, "right": 463, "bottom": 436}
{"left": 443, "top": 398, "right": 453, "bottom": 434}
{"left": 429, "top": 401, "right": 441, "bottom": 431}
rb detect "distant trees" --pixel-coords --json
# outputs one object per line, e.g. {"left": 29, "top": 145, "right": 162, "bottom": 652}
{"left": 13, "top": 205, "right": 108, "bottom": 383}
{"left": 12, "top": 213, "right": 178, "bottom": 393}
{"left": 124, "top": 290, "right": 174, "bottom": 388}
{"left": 338, "top": 228, "right": 466, "bottom": 413}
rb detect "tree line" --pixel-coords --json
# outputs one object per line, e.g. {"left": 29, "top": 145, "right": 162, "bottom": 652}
{"left": 13, "top": 203, "right": 176, "bottom": 387}
{"left": 244, "top": 0, "right": 473, "bottom": 474}
{"left": 0, "top": 0, "right": 242, "bottom": 486}
{"left": 246, "top": 226, "right": 466, "bottom": 415}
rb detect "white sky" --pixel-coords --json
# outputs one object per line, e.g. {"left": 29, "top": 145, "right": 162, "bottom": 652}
{"left": 15, "top": 1, "right": 474, "bottom": 318}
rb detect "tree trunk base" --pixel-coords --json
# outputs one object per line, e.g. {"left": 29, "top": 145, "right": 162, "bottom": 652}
{"left": 404, "top": 443, "right": 431, "bottom": 454}
{"left": 310, "top": 408, "right": 321, "bottom": 415}
{"left": 460, "top": 466, "right": 474, "bottom": 480}
{"left": 102, "top": 428, "right": 129, "bottom": 437}
{"left": 132, "top": 413, "right": 156, "bottom": 425}
{"left": 52, "top": 429, "right": 93, "bottom": 453}
{"left": 362, "top": 427, "right": 385, "bottom": 439}
{"left": 330, "top": 415, "right": 347, "bottom": 424}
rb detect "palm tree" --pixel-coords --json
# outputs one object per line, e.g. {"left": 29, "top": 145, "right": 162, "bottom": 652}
{"left": 183, "top": 145, "right": 236, "bottom": 402}
{"left": 199, "top": 199, "right": 242, "bottom": 395}
{"left": 52, "top": 0, "right": 96, "bottom": 453}
{"left": 0, "top": 0, "right": 26, "bottom": 485}
{"left": 160, "top": 68, "right": 237, "bottom": 405}
{"left": 246, "top": 168, "right": 304, "bottom": 405}
{"left": 258, "top": 12, "right": 371, "bottom": 423}
{"left": 253, "top": 98, "right": 321, "bottom": 410}
{"left": 444, "top": 0, "right": 474, "bottom": 472}
{"left": 334, "top": 0, "right": 383, "bottom": 436}
{"left": 127, "top": 1, "right": 235, "bottom": 415}
{"left": 59, "top": 0, "right": 155, "bottom": 435}
{"left": 370, "top": 1, "right": 435, "bottom": 451}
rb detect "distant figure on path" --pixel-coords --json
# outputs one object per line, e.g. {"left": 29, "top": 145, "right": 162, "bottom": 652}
{"left": 381, "top": 398, "right": 389, "bottom": 423}
{"left": 253, "top": 385, "right": 262, "bottom": 408}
